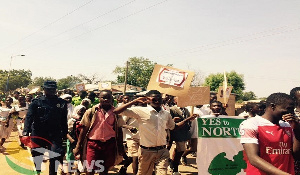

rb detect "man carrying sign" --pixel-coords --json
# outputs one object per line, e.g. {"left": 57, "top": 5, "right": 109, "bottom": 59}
{"left": 240, "top": 93, "right": 300, "bottom": 175}
{"left": 169, "top": 97, "right": 191, "bottom": 174}
{"left": 197, "top": 100, "right": 246, "bottom": 175}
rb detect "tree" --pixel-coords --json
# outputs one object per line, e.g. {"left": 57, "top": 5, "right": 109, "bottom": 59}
{"left": 28, "top": 77, "right": 56, "bottom": 89}
{"left": 203, "top": 71, "right": 245, "bottom": 100}
{"left": 186, "top": 65, "right": 205, "bottom": 86}
{"left": 57, "top": 76, "right": 82, "bottom": 90}
{"left": 0, "top": 69, "right": 32, "bottom": 93}
{"left": 240, "top": 91, "right": 257, "bottom": 101}
{"left": 113, "top": 57, "right": 156, "bottom": 88}
{"left": 191, "top": 69, "right": 205, "bottom": 87}
{"left": 77, "top": 73, "right": 103, "bottom": 84}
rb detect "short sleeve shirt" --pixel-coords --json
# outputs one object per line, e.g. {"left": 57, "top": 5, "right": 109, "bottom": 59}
{"left": 239, "top": 116, "right": 295, "bottom": 175}
{"left": 121, "top": 105, "right": 175, "bottom": 147}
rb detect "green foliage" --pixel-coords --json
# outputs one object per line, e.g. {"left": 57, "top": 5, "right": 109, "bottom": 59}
{"left": 240, "top": 91, "right": 257, "bottom": 101}
{"left": 57, "top": 76, "right": 82, "bottom": 90}
{"left": 0, "top": 69, "right": 32, "bottom": 93}
{"left": 28, "top": 77, "right": 56, "bottom": 89}
{"left": 204, "top": 71, "right": 245, "bottom": 100}
{"left": 113, "top": 57, "right": 156, "bottom": 88}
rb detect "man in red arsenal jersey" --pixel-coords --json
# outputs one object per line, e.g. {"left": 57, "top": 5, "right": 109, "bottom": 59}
{"left": 240, "top": 93, "right": 300, "bottom": 175}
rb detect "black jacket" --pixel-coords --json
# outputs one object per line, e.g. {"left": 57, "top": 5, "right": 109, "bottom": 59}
{"left": 23, "top": 95, "right": 68, "bottom": 139}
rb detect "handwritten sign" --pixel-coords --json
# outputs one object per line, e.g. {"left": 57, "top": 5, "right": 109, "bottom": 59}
{"left": 157, "top": 67, "right": 188, "bottom": 88}
{"left": 99, "top": 82, "right": 112, "bottom": 90}
{"left": 147, "top": 64, "right": 194, "bottom": 97}
{"left": 177, "top": 87, "right": 210, "bottom": 107}
{"left": 75, "top": 84, "right": 85, "bottom": 92}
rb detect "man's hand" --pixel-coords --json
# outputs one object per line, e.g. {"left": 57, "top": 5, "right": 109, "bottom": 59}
{"left": 73, "top": 146, "right": 81, "bottom": 157}
{"left": 133, "top": 97, "right": 148, "bottom": 106}
{"left": 188, "top": 114, "right": 199, "bottom": 121}
{"left": 69, "top": 138, "right": 75, "bottom": 144}
{"left": 173, "top": 117, "right": 182, "bottom": 123}
{"left": 20, "top": 136, "right": 31, "bottom": 147}
{"left": 223, "top": 103, "right": 228, "bottom": 109}
{"left": 282, "top": 113, "right": 300, "bottom": 129}
{"left": 123, "top": 125, "right": 138, "bottom": 134}
{"left": 129, "top": 127, "right": 138, "bottom": 134}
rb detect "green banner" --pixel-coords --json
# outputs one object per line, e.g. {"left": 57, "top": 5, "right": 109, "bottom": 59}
{"left": 198, "top": 117, "right": 245, "bottom": 138}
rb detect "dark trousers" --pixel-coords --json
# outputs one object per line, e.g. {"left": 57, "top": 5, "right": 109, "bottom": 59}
{"left": 30, "top": 135, "right": 65, "bottom": 175}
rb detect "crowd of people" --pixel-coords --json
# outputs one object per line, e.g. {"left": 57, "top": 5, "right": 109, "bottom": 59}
{"left": 0, "top": 80, "right": 299, "bottom": 175}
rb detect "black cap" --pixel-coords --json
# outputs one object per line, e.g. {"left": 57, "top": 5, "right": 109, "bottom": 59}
{"left": 43, "top": 80, "right": 57, "bottom": 89}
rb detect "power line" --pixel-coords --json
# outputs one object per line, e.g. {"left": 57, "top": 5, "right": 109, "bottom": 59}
{"left": 246, "top": 75, "right": 300, "bottom": 83}
{"left": 155, "top": 23, "right": 300, "bottom": 58}
{"left": 18, "top": 0, "right": 137, "bottom": 53}
{"left": 0, "top": 0, "right": 95, "bottom": 52}
{"left": 26, "top": 0, "right": 169, "bottom": 56}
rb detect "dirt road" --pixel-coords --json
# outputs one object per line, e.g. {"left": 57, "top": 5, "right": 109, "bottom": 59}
{"left": 0, "top": 131, "right": 197, "bottom": 175}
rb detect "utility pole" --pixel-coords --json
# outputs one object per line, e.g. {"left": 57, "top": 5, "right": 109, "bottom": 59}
{"left": 6, "top": 54, "right": 25, "bottom": 96}
{"left": 123, "top": 61, "right": 129, "bottom": 95}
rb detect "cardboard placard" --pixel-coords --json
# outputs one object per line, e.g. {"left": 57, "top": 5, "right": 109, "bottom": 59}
{"left": 177, "top": 87, "right": 210, "bottom": 107}
{"left": 217, "top": 86, "right": 233, "bottom": 104}
{"left": 75, "top": 84, "right": 85, "bottom": 92}
{"left": 225, "top": 94, "right": 236, "bottom": 116}
{"left": 99, "top": 82, "right": 112, "bottom": 90}
{"left": 147, "top": 64, "right": 195, "bottom": 96}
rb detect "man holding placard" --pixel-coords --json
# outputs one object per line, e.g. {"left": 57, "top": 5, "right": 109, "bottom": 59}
{"left": 169, "top": 97, "right": 191, "bottom": 174}
{"left": 197, "top": 100, "right": 246, "bottom": 175}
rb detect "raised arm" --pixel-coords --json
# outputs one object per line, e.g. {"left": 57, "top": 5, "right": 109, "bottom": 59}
{"left": 175, "top": 114, "right": 197, "bottom": 128}
{"left": 113, "top": 97, "right": 147, "bottom": 115}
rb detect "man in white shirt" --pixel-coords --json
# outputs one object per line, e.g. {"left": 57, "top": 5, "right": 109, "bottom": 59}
{"left": 114, "top": 90, "right": 196, "bottom": 175}
{"left": 61, "top": 94, "right": 74, "bottom": 121}
{"left": 11, "top": 91, "right": 20, "bottom": 106}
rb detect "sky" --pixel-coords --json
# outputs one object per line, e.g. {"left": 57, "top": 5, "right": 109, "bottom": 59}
{"left": 0, "top": 0, "right": 299, "bottom": 98}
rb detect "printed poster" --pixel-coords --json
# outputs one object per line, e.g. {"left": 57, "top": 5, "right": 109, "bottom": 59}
{"left": 197, "top": 116, "right": 246, "bottom": 175}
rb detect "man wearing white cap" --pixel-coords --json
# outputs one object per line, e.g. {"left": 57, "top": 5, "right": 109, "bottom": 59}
{"left": 61, "top": 94, "right": 74, "bottom": 121}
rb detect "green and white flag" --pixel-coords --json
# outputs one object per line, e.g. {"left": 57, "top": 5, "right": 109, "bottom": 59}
{"left": 197, "top": 115, "right": 247, "bottom": 175}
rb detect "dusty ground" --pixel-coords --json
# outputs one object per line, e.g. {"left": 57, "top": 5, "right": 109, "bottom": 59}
{"left": 0, "top": 131, "right": 198, "bottom": 175}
